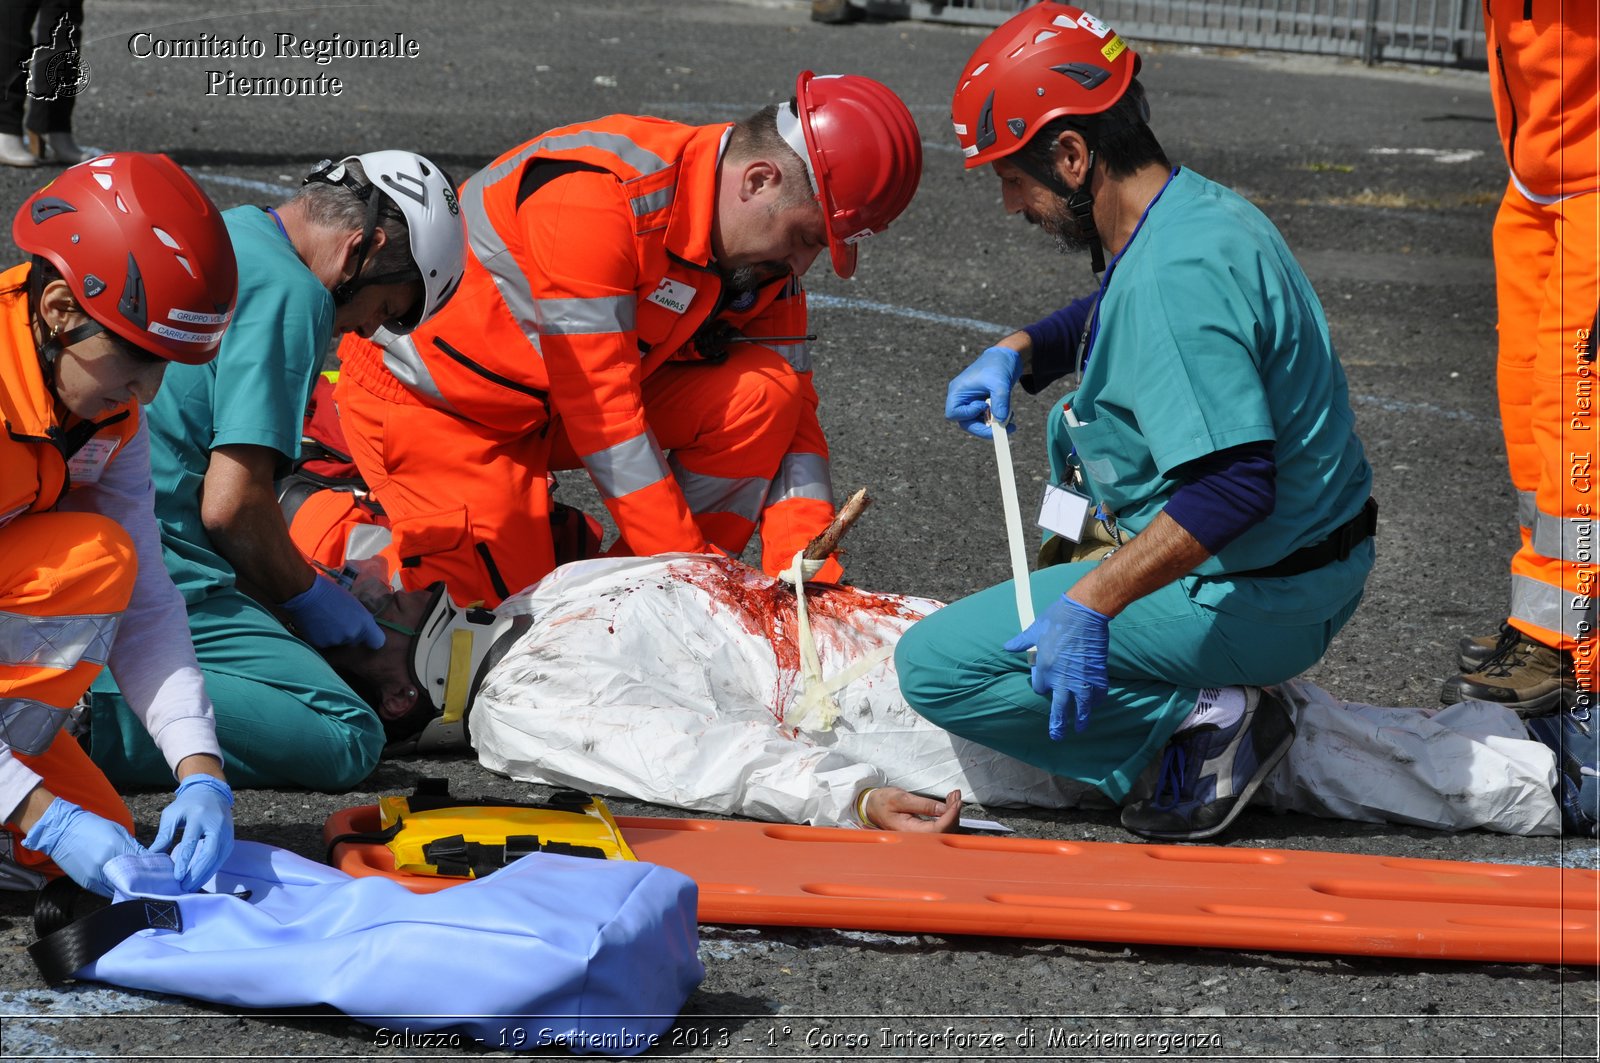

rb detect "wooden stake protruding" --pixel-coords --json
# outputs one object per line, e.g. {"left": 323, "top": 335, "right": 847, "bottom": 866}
{"left": 803, "top": 488, "right": 871, "bottom": 561}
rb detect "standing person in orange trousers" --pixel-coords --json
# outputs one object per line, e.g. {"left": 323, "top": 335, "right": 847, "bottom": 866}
{"left": 333, "top": 72, "right": 922, "bottom": 607}
{"left": 1441, "top": 1, "right": 1599, "bottom": 836}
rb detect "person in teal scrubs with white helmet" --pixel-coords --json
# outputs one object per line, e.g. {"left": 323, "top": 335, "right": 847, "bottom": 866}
{"left": 85, "top": 152, "right": 466, "bottom": 789}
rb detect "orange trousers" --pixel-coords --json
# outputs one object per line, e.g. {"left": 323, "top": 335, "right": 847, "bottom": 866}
{"left": 336, "top": 346, "right": 815, "bottom": 607}
{"left": 1, "top": 511, "right": 138, "bottom": 879}
{"left": 1494, "top": 184, "right": 1600, "bottom": 688}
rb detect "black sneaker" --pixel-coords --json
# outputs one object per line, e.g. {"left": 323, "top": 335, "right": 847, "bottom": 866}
{"left": 1120, "top": 687, "right": 1295, "bottom": 842}
{"left": 1440, "top": 635, "right": 1573, "bottom": 715}
{"left": 1456, "top": 622, "right": 1527, "bottom": 672}
{"left": 1524, "top": 706, "right": 1599, "bottom": 837}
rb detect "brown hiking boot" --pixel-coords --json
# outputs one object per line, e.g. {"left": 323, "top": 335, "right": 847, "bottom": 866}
{"left": 1456, "top": 622, "right": 1531, "bottom": 671}
{"left": 1440, "top": 634, "right": 1573, "bottom": 715}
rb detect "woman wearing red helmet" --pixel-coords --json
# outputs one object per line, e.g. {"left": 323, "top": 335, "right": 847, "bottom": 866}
{"left": 0, "top": 153, "right": 239, "bottom": 897}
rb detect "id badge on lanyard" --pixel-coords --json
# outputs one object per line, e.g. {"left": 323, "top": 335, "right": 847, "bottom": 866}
{"left": 67, "top": 437, "right": 119, "bottom": 486}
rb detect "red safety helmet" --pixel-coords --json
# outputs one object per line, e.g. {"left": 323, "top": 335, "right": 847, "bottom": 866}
{"left": 951, "top": 3, "right": 1140, "bottom": 170}
{"left": 13, "top": 152, "right": 237, "bottom": 364}
{"left": 789, "top": 71, "right": 922, "bottom": 279}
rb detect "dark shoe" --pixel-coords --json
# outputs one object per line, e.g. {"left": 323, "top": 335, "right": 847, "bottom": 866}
{"left": 1120, "top": 687, "right": 1295, "bottom": 842}
{"left": 1456, "top": 622, "right": 1527, "bottom": 671}
{"left": 1440, "top": 635, "right": 1572, "bottom": 715}
{"left": 1524, "top": 707, "right": 1599, "bottom": 837}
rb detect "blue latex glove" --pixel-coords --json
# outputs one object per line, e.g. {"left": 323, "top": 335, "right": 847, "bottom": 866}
{"left": 151, "top": 774, "right": 236, "bottom": 891}
{"left": 281, "top": 573, "right": 384, "bottom": 649}
{"left": 945, "top": 345, "right": 1022, "bottom": 440}
{"left": 1003, "top": 594, "right": 1110, "bottom": 739}
{"left": 22, "top": 797, "right": 149, "bottom": 898}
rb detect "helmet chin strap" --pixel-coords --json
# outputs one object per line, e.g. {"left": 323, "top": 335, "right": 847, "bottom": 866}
{"left": 1013, "top": 146, "right": 1106, "bottom": 274}
{"left": 38, "top": 317, "right": 108, "bottom": 395}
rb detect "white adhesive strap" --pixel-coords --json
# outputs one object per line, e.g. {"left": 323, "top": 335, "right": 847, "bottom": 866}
{"left": 784, "top": 549, "right": 892, "bottom": 732}
{"left": 988, "top": 405, "right": 1035, "bottom": 632}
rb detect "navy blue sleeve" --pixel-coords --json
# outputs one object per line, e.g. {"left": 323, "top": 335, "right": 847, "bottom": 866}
{"left": 1020, "top": 295, "right": 1095, "bottom": 394}
{"left": 1163, "top": 441, "right": 1277, "bottom": 555}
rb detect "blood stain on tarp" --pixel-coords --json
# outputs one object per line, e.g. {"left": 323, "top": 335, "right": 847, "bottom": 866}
{"left": 668, "top": 556, "right": 925, "bottom": 724}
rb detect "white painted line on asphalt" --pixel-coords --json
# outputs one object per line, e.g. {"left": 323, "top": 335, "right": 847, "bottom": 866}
{"left": 1368, "top": 147, "right": 1485, "bottom": 165}
{"left": 195, "top": 173, "right": 295, "bottom": 196}
{"left": 1350, "top": 394, "right": 1489, "bottom": 423}
{"left": 637, "top": 102, "right": 962, "bottom": 152}
{"left": 808, "top": 293, "right": 1009, "bottom": 334}
{"left": 810, "top": 298, "right": 1490, "bottom": 425}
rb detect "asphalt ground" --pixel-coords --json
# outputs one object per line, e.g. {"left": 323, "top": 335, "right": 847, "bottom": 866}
{"left": 1, "top": 0, "right": 1597, "bottom": 1059}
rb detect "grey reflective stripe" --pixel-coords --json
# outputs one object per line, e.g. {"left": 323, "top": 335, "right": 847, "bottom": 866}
{"left": 533, "top": 296, "right": 636, "bottom": 336}
{"left": 585, "top": 432, "right": 671, "bottom": 499}
{"left": 669, "top": 458, "right": 769, "bottom": 521}
{"left": 1531, "top": 510, "right": 1599, "bottom": 563}
{"left": 765, "top": 452, "right": 834, "bottom": 506}
{"left": 0, "top": 698, "right": 69, "bottom": 757}
{"left": 1518, "top": 490, "right": 1537, "bottom": 530}
{"left": 1510, "top": 573, "right": 1595, "bottom": 641}
{"left": 769, "top": 342, "right": 811, "bottom": 373}
{"left": 458, "top": 129, "right": 673, "bottom": 336}
{"left": 379, "top": 332, "right": 458, "bottom": 412}
{"left": 524, "top": 130, "right": 670, "bottom": 178}
{"left": 344, "top": 524, "right": 395, "bottom": 564}
{"left": 458, "top": 172, "right": 543, "bottom": 336}
{"left": 0, "top": 609, "right": 118, "bottom": 670}
{"left": 630, "top": 183, "right": 676, "bottom": 217}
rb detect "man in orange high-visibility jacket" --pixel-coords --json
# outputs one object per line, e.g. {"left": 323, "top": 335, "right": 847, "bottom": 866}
{"left": 1444, "top": 2, "right": 1600, "bottom": 735}
{"left": 333, "top": 71, "right": 922, "bottom": 607}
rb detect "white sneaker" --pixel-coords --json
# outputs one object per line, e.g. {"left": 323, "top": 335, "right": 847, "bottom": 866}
{"left": 0, "top": 133, "right": 39, "bottom": 167}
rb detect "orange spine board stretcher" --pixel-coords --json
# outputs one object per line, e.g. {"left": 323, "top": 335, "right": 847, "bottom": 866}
{"left": 323, "top": 807, "right": 1600, "bottom": 966}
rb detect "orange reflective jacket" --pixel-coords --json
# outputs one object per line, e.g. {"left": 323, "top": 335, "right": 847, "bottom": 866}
{"left": 1485, "top": 0, "right": 1599, "bottom": 198}
{"left": 0, "top": 263, "right": 142, "bottom": 527}
{"left": 339, "top": 116, "right": 829, "bottom": 561}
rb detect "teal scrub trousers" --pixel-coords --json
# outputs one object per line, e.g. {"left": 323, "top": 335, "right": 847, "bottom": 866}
{"left": 87, "top": 587, "right": 384, "bottom": 790}
{"left": 894, "top": 559, "right": 1366, "bottom": 803}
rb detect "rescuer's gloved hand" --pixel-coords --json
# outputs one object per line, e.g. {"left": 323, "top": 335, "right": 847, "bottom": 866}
{"left": 152, "top": 774, "right": 235, "bottom": 891}
{"left": 945, "top": 345, "right": 1023, "bottom": 440}
{"left": 282, "top": 573, "right": 385, "bottom": 650}
{"left": 1004, "top": 594, "right": 1110, "bottom": 738}
{"left": 23, "top": 797, "right": 149, "bottom": 898}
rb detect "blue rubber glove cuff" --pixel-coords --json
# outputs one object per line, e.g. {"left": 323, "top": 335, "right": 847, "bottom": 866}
{"left": 173, "top": 773, "right": 234, "bottom": 807}
{"left": 281, "top": 573, "right": 385, "bottom": 650}
{"left": 945, "top": 345, "right": 1023, "bottom": 440}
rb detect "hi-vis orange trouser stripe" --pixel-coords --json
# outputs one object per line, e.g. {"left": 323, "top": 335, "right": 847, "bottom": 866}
{"left": 1, "top": 512, "right": 138, "bottom": 877}
{"left": 1495, "top": 185, "right": 1600, "bottom": 691}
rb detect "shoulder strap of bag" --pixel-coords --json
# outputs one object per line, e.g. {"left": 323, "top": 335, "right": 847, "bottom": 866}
{"left": 28, "top": 878, "right": 183, "bottom": 986}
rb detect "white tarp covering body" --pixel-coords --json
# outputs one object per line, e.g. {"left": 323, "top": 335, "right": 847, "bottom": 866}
{"left": 474, "top": 555, "right": 1097, "bottom": 826}
{"left": 474, "top": 555, "right": 1562, "bottom": 835}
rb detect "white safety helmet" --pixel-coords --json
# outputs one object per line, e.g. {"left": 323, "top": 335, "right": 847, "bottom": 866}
{"left": 303, "top": 150, "right": 466, "bottom": 332}
{"left": 390, "top": 583, "right": 526, "bottom": 753}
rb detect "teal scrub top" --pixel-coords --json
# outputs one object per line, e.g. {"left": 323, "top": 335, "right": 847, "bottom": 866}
{"left": 1053, "top": 167, "right": 1372, "bottom": 623}
{"left": 146, "top": 206, "right": 335, "bottom": 603}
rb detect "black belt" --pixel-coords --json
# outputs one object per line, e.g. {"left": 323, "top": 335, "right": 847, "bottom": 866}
{"left": 1233, "top": 497, "right": 1378, "bottom": 580}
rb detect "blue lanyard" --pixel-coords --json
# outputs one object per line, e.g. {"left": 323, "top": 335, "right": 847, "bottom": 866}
{"left": 1076, "top": 166, "right": 1181, "bottom": 376}
{"left": 264, "top": 207, "right": 291, "bottom": 242}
